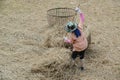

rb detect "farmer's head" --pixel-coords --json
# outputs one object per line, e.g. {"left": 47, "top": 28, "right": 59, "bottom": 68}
{"left": 65, "top": 21, "right": 81, "bottom": 37}
{"left": 65, "top": 22, "right": 77, "bottom": 33}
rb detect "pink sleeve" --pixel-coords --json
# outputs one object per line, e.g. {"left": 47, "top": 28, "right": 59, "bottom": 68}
{"left": 70, "top": 34, "right": 76, "bottom": 44}
{"left": 64, "top": 39, "right": 71, "bottom": 43}
{"left": 80, "top": 13, "right": 84, "bottom": 23}
{"left": 78, "top": 13, "right": 84, "bottom": 29}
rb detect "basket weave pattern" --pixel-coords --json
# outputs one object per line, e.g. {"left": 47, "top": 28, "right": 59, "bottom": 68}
{"left": 47, "top": 8, "right": 77, "bottom": 26}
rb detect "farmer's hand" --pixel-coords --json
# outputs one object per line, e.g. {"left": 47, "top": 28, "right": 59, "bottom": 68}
{"left": 75, "top": 7, "right": 81, "bottom": 13}
{"left": 63, "top": 37, "right": 71, "bottom": 43}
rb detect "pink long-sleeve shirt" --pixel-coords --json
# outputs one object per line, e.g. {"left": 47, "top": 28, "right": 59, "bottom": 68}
{"left": 70, "top": 13, "right": 88, "bottom": 51}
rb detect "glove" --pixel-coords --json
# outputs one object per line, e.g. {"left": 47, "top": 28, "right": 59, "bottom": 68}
{"left": 75, "top": 7, "right": 81, "bottom": 13}
{"left": 63, "top": 37, "right": 71, "bottom": 43}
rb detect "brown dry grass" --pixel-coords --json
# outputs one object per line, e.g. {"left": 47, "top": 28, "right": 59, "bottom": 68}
{"left": 0, "top": 0, "right": 120, "bottom": 80}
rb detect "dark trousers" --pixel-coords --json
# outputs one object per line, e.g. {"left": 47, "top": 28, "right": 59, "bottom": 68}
{"left": 71, "top": 50, "right": 86, "bottom": 60}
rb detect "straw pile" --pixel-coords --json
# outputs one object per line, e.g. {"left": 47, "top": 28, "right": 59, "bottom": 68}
{"left": 31, "top": 47, "right": 83, "bottom": 80}
{"left": 42, "top": 25, "right": 75, "bottom": 49}
{"left": 42, "top": 25, "right": 91, "bottom": 48}
{"left": 31, "top": 24, "right": 91, "bottom": 80}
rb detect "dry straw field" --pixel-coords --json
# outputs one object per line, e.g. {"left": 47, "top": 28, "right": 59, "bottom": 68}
{"left": 0, "top": 0, "right": 120, "bottom": 80}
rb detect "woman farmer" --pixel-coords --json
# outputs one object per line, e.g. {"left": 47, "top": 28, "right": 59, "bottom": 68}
{"left": 64, "top": 7, "right": 88, "bottom": 70}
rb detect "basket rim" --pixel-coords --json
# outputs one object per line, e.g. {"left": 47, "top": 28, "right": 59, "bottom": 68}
{"left": 47, "top": 7, "right": 77, "bottom": 17}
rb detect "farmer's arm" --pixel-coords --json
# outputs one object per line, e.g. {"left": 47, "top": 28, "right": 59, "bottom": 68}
{"left": 75, "top": 7, "right": 84, "bottom": 29}
{"left": 78, "top": 12, "right": 84, "bottom": 29}
{"left": 70, "top": 34, "right": 76, "bottom": 44}
{"left": 64, "top": 35, "right": 75, "bottom": 44}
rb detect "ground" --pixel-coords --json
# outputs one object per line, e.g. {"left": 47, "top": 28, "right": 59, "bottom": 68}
{"left": 0, "top": 0, "right": 120, "bottom": 80}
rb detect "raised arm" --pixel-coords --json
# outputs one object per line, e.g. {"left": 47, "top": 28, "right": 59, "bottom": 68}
{"left": 75, "top": 7, "right": 85, "bottom": 29}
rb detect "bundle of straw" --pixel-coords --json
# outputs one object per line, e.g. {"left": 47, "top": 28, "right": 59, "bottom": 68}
{"left": 42, "top": 25, "right": 69, "bottom": 48}
{"left": 31, "top": 24, "right": 91, "bottom": 80}
{"left": 31, "top": 48, "right": 76, "bottom": 80}
{"left": 42, "top": 25, "right": 91, "bottom": 48}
